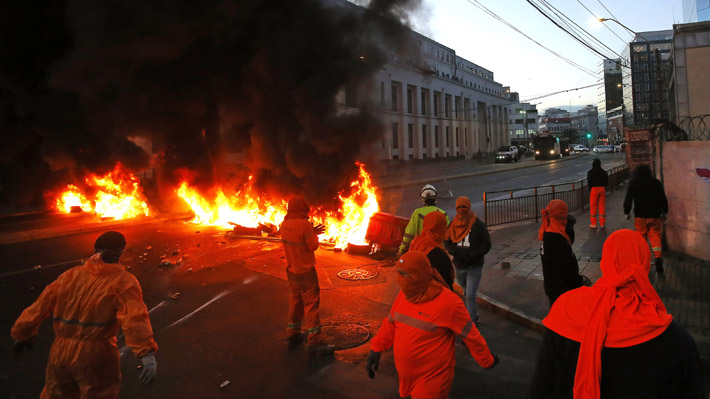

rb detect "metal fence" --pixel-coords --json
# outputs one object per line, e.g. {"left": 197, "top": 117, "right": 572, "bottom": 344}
{"left": 655, "top": 114, "right": 710, "bottom": 141}
{"left": 483, "top": 164, "right": 629, "bottom": 226}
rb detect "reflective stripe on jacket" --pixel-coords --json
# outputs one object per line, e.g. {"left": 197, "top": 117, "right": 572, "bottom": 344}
{"left": 399, "top": 206, "right": 449, "bottom": 253}
{"left": 281, "top": 218, "right": 319, "bottom": 274}
{"left": 11, "top": 254, "right": 158, "bottom": 357}
{"left": 370, "top": 289, "right": 494, "bottom": 398}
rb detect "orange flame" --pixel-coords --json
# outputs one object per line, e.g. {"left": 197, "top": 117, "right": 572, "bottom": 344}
{"left": 53, "top": 163, "right": 151, "bottom": 219}
{"left": 176, "top": 162, "right": 379, "bottom": 248}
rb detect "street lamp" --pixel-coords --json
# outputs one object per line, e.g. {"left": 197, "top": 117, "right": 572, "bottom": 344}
{"left": 519, "top": 109, "right": 529, "bottom": 145}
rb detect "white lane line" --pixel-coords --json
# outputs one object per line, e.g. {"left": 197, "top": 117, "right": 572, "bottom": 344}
{"left": 163, "top": 290, "right": 232, "bottom": 330}
{"left": 0, "top": 259, "right": 83, "bottom": 278}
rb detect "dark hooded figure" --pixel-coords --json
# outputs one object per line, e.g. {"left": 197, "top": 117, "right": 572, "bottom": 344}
{"left": 623, "top": 164, "right": 669, "bottom": 275}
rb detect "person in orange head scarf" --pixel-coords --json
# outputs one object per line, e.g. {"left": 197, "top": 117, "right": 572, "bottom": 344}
{"left": 539, "top": 199, "right": 585, "bottom": 306}
{"left": 531, "top": 229, "right": 704, "bottom": 399}
{"left": 444, "top": 196, "right": 491, "bottom": 324}
{"left": 410, "top": 211, "right": 455, "bottom": 289}
{"left": 366, "top": 252, "right": 498, "bottom": 399}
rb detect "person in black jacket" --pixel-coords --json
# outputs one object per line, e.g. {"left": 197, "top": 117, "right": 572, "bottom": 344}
{"left": 587, "top": 158, "right": 609, "bottom": 229}
{"left": 623, "top": 164, "right": 669, "bottom": 274}
{"left": 531, "top": 230, "right": 704, "bottom": 399}
{"left": 409, "top": 211, "right": 455, "bottom": 289}
{"left": 444, "top": 196, "right": 491, "bottom": 324}
{"left": 539, "top": 199, "right": 584, "bottom": 306}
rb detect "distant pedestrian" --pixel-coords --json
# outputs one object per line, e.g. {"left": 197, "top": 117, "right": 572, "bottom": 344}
{"left": 539, "top": 199, "right": 584, "bottom": 306}
{"left": 11, "top": 231, "right": 158, "bottom": 398}
{"left": 623, "top": 164, "right": 669, "bottom": 275}
{"left": 531, "top": 229, "right": 704, "bottom": 399}
{"left": 409, "top": 211, "right": 455, "bottom": 289}
{"left": 444, "top": 196, "right": 491, "bottom": 324}
{"left": 365, "top": 251, "right": 498, "bottom": 398}
{"left": 587, "top": 158, "right": 608, "bottom": 229}
{"left": 280, "top": 196, "right": 333, "bottom": 354}
{"left": 398, "top": 184, "right": 449, "bottom": 257}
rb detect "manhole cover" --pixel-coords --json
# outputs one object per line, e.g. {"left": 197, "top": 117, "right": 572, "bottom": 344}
{"left": 337, "top": 268, "right": 379, "bottom": 280}
{"left": 321, "top": 323, "right": 370, "bottom": 350}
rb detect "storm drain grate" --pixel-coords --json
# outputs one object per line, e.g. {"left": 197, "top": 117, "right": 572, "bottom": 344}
{"left": 337, "top": 268, "right": 379, "bottom": 281}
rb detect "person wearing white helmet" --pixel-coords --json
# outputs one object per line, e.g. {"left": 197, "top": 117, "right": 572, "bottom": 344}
{"left": 397, "top": 184, "right": 450, "bottom": 257}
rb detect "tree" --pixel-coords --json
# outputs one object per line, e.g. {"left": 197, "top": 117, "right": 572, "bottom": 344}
{"left": 562, "top": 128, "right": 579, "bottom": 143}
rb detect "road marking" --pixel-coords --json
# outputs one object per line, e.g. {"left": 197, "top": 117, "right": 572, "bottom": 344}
{"left": 164, "top": 290, "right": 232, "bottom": 329}
{"left": 0, "top": 259, "right": 82, "bottom": 278}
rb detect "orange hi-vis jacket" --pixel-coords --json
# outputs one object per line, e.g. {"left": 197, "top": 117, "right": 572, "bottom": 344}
{"left": 280, "top": 218, "right": 319, "bottom": 274}
{"left": 12, "top": 254, "right": 158, "bottom": 357}
{"left": 371, "top": 289, "right": 495, "bottom": 399}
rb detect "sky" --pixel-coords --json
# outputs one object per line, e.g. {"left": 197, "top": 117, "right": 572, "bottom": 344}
{"left": 405, "top": 0, "right": 683, "bottom": 113}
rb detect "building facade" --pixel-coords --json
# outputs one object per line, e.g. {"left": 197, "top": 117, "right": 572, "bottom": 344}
{"left": 367, "top": 31, "right": 511, "bottom": 161}
{"left": 597, "top": 58, "right": 623, "bottom": 138}
{"left": 682, "top": 0, "right": 710, "bottom": 23}
{"left": 508, "top": 102, "right": 538, "bottom": 146}
{"left": 572, "top": 105, "right": 599, "bottom": 140}
{"left": 667, "top": 21, "right": 710, "bottom": 121}
{"left": 621, "top": 30, "right": 673, "bottom": 127}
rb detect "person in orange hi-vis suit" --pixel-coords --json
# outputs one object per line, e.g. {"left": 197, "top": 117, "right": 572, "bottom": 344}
{"left": 365, "top": 251, "right": 499, "bottom": 399}
{"left": 280, "top": 196, "right": 333, "bottom": 355}
{"left": 587, "top": 158, "right": 609, "bottom": 229}
{"left": 11, "top": 231, "right": 158, "bottom": 399}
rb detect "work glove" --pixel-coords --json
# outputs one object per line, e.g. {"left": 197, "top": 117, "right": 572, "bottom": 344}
{"left": 138, "top": 351, "right": 157, "bottom": 385}
{"left": 365, "top": 350, "right": 381, "bottom": 379}
{"left": 13, "top": 338, "right": 33, "bottom": 362}
{"left": 487, "top": 353, "right": 500, "bottom": 369}
{"left": 624, "top": 214, "right": 631, "bottom": 221}
{"left": 312, "top": 223, "right": 326, "bottom": 235}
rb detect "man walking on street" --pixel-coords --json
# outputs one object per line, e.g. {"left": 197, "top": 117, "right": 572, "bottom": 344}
{"left": 587, "top": 158, "right": 608, "bottom": 229}
{"left": 623, "top": 164, "right": 669, "bottom": 275}
{"left": 280, "top": 196, "right": 334, "bottom": 354}
{"left": 12, "top": 231, "right": 158, "bottom": 399}
{"left": 398, "top": 184, "right": 449, "bottom": 257}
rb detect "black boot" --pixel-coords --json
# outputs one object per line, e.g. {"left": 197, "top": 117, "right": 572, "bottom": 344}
{"left": 655, "top": 258, "right": 664, "bottom": 275}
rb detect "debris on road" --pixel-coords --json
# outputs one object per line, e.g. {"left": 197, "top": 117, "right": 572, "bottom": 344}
{"left": 159, "top": 260, "right": 173, "bottom": 268}
{"left": 170, "top": 292, "right": 181, "bottom": 299}
{"left": 219, "top": 380, "right": 230, "bottom": 388}
{"left": 146, "top": 245, "right": 152, "bottom": 250}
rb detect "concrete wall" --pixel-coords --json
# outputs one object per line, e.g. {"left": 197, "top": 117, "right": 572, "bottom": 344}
{"left": 662, "top": 140, "right": 710, "bottom": 260}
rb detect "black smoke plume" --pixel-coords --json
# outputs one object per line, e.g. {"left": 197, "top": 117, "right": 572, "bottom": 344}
{"left": 0, "top": 0, "right": 421, "bottom": 211}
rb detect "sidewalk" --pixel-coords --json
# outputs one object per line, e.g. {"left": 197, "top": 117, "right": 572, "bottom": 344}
{"left": 477, "top": 180, "right": 710, "bottom": 362}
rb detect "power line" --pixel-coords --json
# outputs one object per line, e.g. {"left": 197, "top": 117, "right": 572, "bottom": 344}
{"left": 521, "top": 82, "right": 600, "bottom": 102}
{"left": 537, "top": 0, "right": 626, "bottom": 63}
{"left": 465, "top": 0, "right": 598, "bottom": 77}
{"left": 597, "top": 0, "right": 634, "bottom": 39}
{"left": 575, "top": 0, "right": 628, "bottom": 47}
{"left": 524, "top": 0, "right": 614, "bottom": 60}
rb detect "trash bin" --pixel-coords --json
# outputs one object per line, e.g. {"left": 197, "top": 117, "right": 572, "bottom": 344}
{"left": 365, "top": 212, "right": 409, "bottom": 250}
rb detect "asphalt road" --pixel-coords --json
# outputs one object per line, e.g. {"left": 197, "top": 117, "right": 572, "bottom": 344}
{"left": 1, "top": 220, "right": 543, "bottom": 399}
{"left": 384, "top": 152, "right": 626, "bottom": 219}
{"left": 0, "top": 156, "right": 628, "bottom": 398}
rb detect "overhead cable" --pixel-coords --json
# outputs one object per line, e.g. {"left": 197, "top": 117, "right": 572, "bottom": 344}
{"left": 521, "top": 82, "right": 599, "bottom": 102}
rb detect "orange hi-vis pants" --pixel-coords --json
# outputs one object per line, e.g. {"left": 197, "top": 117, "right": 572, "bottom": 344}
{"left": 589, "top": 187, "right": 606, "bottom": 227}
{"left": 635, "top": 217, "right": 663, "bottom": 258}
{"left": 286, "top": 268, "right": 323, "bottom": 344}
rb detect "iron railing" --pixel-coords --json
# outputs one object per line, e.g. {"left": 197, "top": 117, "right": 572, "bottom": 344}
{"left": 483, "top": 164, "right": 629, "bottom": 226}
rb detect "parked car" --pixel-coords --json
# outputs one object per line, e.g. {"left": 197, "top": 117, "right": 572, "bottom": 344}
{"left": 571, "top": 145, "right": 588, "bottom": 154}
{"left": 517, "top": 145, "right": 529, "bottom": 156}
{"left": 495, "top": 145, "right": 519, "bottom": 163}
{"left": 614, "top": 145, "right": 622, "bottom": 152}
{"left": 593, "top": 145, "right": 615, "bottom": 153}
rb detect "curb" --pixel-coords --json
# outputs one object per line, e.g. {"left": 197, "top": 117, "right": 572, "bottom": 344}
{"left": 0, "top": 213, "right": 193, "bottom": 245}
{"left": 477, "top": 293, "right": 545, "bottom": 332}
{"left": 378, "top": 154, "right": 586, "bottom": 190}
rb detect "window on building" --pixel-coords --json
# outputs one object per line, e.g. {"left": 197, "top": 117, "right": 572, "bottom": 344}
{"left": 408, "top": 124, "right": 413, "bottom": 148}
{"left": 435, "top": 126, "right": 440, "bottom": 147}
{"left": 455, "top": 98, "right": 461, "bottom": 119}
{"left": 433, "top": 93, "right": 440, "bottom": 117}
{"left": 421, "top": 91, "right": 427, "bottom": 115}
{"left": 422, "top": 125, "right": 427, "bottom": 148}
{"left": 392, "top": 123, "right": 398, "bottom": 149}
{"left": 445, "top": 95, "right": 451, "bottom": 118}
{"left": 455, "top": 127, "right": 459, "bottom": 147}
{"left": 391, "top": 85, "right": 398, "bottom": 112}
{"left": 407, "top": 87, "right": 413, "bottom": 114}
{"left": 446, "top": 126, "right": 450, "bottom": 147}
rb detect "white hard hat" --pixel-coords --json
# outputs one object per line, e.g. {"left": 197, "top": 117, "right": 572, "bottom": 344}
{"left": 421, "top": 184, "right": 438, "bottom": 200}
